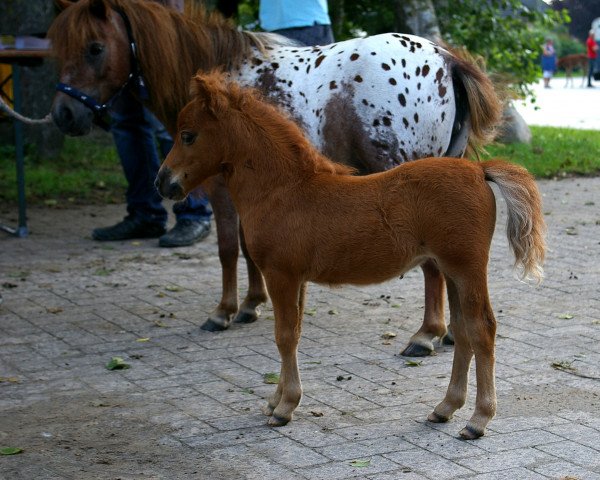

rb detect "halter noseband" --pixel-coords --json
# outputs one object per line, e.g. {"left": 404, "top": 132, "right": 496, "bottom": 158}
{"left": 55, "top": 8, "right": 149, "bottom": 131}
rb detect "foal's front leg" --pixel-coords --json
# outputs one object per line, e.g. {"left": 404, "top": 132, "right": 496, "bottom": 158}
{"left": 262, "top": 276, "right": 306, "bottom": 426}
{"left": 401, "top": 260, "right": 452, "bottom": 356}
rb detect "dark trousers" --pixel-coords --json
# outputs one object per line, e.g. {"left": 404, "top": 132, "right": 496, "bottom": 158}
{"left": 110, "top": 88, "right": 212, "bottom": 225}
{"left": 273, "top": 23, "right": 334, "bottom": 46}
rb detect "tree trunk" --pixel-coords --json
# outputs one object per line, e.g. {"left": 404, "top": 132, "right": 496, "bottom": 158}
{"left": 392, "top": 0, "right": 441, "bottom": 41}
{"left": 328, "top": 0, "right": 345, "bottom": 41}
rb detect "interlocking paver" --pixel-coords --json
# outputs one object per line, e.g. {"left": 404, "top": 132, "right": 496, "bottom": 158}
{"left": 1, "top": 176, "right": 600, "bottom": 479}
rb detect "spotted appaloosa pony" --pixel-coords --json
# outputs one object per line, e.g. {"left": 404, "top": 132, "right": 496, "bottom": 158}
{"left": 49, "top": 0, "right": 502, "bottom": 356}
{"left": 156, "top": 72, "right": 545, "bottom": 438}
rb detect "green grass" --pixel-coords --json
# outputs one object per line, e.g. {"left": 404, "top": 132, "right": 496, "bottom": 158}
{"left": 481, "top": 126, "right": 600, "bottom": 178}
{"left": 0, "top": 125, "right": 599, "bottom": 206}
{"left": 0, "top": 135, "right": 126, "bottom": 205}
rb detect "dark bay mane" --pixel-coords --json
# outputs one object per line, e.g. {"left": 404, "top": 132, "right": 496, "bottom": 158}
{"left": 49, "top": 0, "right": 268, "bottom": 132}
{"left": 205, "top": 79, "right": 355, "bottom": 178}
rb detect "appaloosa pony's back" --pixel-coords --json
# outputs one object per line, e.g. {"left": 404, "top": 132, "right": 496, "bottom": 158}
{"left": 49, "top": 0, "right": 502, "bottom": 355}
{"left": 156, "top": 72, "right": 545, "bottom": 438}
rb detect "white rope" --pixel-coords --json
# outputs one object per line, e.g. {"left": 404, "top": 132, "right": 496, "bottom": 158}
{"left": 0, "top": 94, "right": 52, "bottom": 125}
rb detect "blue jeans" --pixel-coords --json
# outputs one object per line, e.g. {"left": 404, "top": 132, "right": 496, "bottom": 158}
{"left": 110, "top": 89, "right": 212, "bottom": 225}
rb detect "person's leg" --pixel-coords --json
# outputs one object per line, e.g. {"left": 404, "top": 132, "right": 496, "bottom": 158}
{"left": 273, "top": 24, "right": 334, "bottom": 46}
{"left": 92, "top": 89, "right": 167, "bottom": 241}
{"left": 589, "top": 58, "right": 595, "bottom": 87}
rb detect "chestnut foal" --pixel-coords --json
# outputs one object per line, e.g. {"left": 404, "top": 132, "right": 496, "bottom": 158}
{"left": 156, "top": 73, "right": 546, "bottom": 439}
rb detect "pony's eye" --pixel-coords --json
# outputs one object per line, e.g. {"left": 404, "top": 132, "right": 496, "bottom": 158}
{"left": 88, "top": 42, "right": 104, "bottom": 57}
{"left": 181, "top": 131, "right": 197, "bottom": 145}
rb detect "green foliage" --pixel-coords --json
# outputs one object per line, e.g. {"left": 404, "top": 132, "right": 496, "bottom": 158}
{"left": 482, "top": 126, "right": 600, "bottom": 178}
{"left": 433, "top": 0, "right": 570, "bottom": 97}
{"left": 0, "top": 136, "right": 126, "bottom": 205}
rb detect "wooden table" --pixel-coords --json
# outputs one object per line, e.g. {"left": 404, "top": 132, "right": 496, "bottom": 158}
{"left": 0, "top": 48, "right": 51, "bottom": 237}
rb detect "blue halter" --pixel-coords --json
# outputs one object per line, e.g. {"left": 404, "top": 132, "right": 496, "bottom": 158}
{"left": 55, "top": 8, "right": 148, "bottom": 131}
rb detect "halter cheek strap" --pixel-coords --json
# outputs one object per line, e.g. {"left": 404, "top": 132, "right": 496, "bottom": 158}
{"left": 54, "top": 8, "right": 148, "bottom": 131}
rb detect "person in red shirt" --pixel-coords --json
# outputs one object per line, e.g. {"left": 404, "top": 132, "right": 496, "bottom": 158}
{"left": 586, "top": 30, "right": 597, "bottom": 87}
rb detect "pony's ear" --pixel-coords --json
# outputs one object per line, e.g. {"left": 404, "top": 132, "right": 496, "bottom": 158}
{"left": 54, "top": 0, "right": 74, "bottom": 11}
{"left": 88, "top": 0, "right": 108, "bottom": 19}
{"left": 190, "top": 72, "right": 230, "bottom": 117}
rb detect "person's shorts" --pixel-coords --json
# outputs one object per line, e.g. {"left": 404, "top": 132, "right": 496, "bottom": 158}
{"left": 542, "top": 70, "right": 554, "bottom": 79}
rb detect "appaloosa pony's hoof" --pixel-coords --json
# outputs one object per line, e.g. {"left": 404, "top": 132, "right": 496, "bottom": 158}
{"left": 427, "top": 411, "right": 450, "bottom": 423}
{"left": 233, "top": 307, "right": 260, "bottom": 324}
{"left": 400, "top": 340, "right": 435, "bottom": 357}
{"left": 441, "top": 330, "right": 455, "bottom": 345}
{"left": 459, "top": 425, "right": 485, "bottom": 440}
{"left": 200, "top": 317, "right": 231, "bottom": 332}
{"left": 267, "top": 414, "right": 290, "bottom": 427}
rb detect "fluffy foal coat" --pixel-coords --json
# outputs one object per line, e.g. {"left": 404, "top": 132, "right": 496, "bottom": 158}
{"left": 156, "top": 73, "right": 546, "bottom": 439}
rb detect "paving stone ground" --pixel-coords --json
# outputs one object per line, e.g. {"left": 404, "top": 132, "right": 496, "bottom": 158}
{"left": 1, "top": 175, "right": 599, "bottom": 480}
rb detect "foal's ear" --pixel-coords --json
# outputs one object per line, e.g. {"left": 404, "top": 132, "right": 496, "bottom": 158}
{"left": 190, "top": 73, "right": 230, "bottom": 117}
{"left": 88, "top": 0, "right": 108, "bottom": 19}
{"left": 54, "top": 0, "right": 74, "bottom": 11}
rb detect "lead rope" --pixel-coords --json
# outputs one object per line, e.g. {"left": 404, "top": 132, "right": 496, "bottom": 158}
{"left": 0, "top": 94, "right": 52, "bottom": 125}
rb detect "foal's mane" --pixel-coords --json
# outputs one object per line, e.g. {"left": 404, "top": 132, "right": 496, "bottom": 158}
{"left": 49, "top": 0, "right": 266, "bottom": 132}
{"left": 193, "top": 73, "right": 354, "bottom": 178}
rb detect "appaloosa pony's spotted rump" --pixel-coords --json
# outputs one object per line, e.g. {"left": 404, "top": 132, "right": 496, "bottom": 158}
{"left": 49, "top": 0, "right": 501, "bottom": 356}
{"left": 237, "top": 33, "right": 460, "bottom": 172}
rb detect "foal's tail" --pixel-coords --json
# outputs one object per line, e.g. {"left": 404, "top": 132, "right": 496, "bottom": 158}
{"left": 482, "top": 160, "right": 546, "bottom": 283}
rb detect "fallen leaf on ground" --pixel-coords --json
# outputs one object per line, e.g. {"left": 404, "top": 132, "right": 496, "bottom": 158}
{"left": 558, "top": 313, "right": 574, "bottom": 319}
{"left": 305, "top": 308, "right": 317, "bottom": 316}
{"left": 46, "top": 307, "right": 63, "bottom": 314}
{"left": 310, "top": 411, "right": 324, "bottom": 417}
{"left": 106, "top": 357, "right": 131, "bottom": 370}
{"left": 136, "top": 338, "right": 150, "bottom": 342}
{"left": 350, "top": 459, "right": 371, "bottom": 467}
{"left": 0, "top": 447, "right": 23, "bottom": 455}
{"left": 0, "top": 377, "right": 20, "bottom": 384}
{"left": 165, "top": 285, "right": 182, "bottom": 292}
{"left": 328, "top": 309, "right": 338, "bottom": 315}
{"left": 381, "top": 331, "right": 397, "bottom": 340}
{"left": 263, "top": 372, "right": 280, "bottom": 384}
{"left": 405, "top": 360, "right": 423, "bottom": 367}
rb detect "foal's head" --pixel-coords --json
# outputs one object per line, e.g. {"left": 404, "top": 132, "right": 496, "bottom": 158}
{"left": 156, "top": 71, "right": 254, "bottom": 200}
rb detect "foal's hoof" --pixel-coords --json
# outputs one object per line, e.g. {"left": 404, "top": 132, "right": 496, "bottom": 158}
{"left": 427, "top": 411, "right": 449, "bottom": 423}
{"left": 234, "top": 308, "right": 259, "bottom": 324}
{"left": 200, "top": 318, "right": 230, "bottom": 332}
{"left": 267, "top": 414, "right": 290, "bottom": 427}
{"left": 262, "top": 403, "right": 275, "bottom": 416}
{"left": 400, "top": 341, "right": 434, "bottom": 357}
{"left": 459, "top": 425, "right": 484, "bottom": 440}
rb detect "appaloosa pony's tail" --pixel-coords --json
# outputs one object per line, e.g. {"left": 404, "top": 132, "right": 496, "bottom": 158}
{"left": 445, "top": 48, "right": 503, "bottom": 157}
{"left": 483, "top": 160, "right": 546, "bottom": 283}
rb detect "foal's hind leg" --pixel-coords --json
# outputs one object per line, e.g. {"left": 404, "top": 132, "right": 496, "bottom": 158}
{"left": 401, "top": 261, "right": 451, "bottom": 357}
{"left": 262, "top": 277, "right": 306, "bottom": 426}
{"left": 201, "top": 179, "right": 240, "bottom": 331}
{"left": 429, "top": 275, "right": 497, "bottom": 439}
{"left": 234, "top": 225, "right": 268, "bottom": 324}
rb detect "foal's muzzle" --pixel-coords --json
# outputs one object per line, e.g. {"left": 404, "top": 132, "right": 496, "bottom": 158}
{"left": 155, "top": 167, "right": 185, "bottom": 200}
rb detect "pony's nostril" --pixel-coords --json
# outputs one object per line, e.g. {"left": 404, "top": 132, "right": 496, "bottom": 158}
{"left": 167, "top": 181, "right": 184, "bottom": 199}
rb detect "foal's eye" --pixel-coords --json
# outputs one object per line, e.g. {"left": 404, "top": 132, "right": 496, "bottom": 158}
{"left": 181, "top": 131, "right": 197, "bottom": 145}
{"left": 87, "top": 42, "right": 104, "bottom": 57}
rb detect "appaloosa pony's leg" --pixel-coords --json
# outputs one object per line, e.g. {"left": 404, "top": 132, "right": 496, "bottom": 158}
{"left": 234, "top": 225, "right": 268, "bottom": 324}
{"left": 200, "top": 177, "right": 240, "bottom": 331}
{"left": 428, "top": 275, "right": 497, "bottom": 439}
{"left": 262, "top": 276, "right": 306, "bottom": 427}
{"left": 401, "top": 260, "right": 452, "bottom": 357}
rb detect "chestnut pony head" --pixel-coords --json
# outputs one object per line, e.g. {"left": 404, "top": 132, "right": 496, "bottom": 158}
{"left": 49, "top": 0, "right": 134, "bottom": 135}
{"left": 155, "top": 71, "right": 250, "bottom": 201}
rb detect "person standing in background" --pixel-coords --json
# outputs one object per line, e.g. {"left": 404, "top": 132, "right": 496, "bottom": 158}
{"left": 586, "top": 30, "right": 597, "bottom": 88}
{"left": 92, "top": 0, "right": 213, "bottom": 247}
{"left": 541, "top": 38, "right": 556, "bottom": 89}
{"left": 259, "top": 0, "right": 334, "bottom": 46}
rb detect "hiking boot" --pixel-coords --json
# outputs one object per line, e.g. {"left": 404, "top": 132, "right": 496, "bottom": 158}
{"left": 158, "top": 219, "right": 211, "bottom": 248}
{"left": 92, "top": 217, "right": 166, "bottom": 241}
